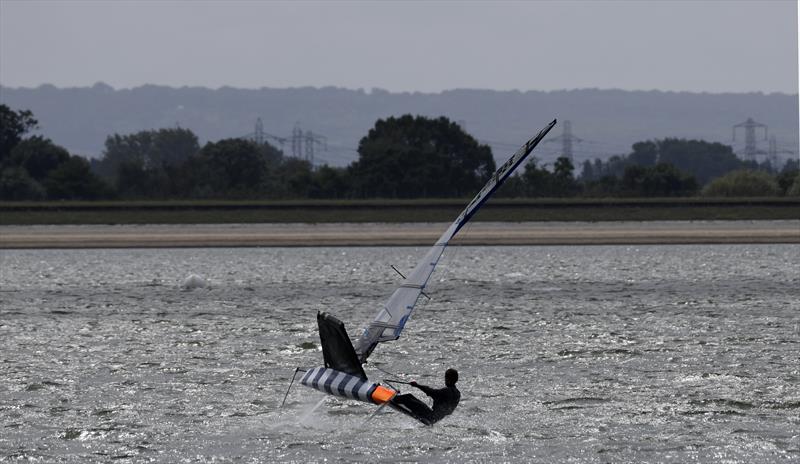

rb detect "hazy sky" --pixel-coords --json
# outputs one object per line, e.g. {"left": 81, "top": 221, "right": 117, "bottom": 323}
{"left": 1, "top": 0, "right": 797, "bottom": 94}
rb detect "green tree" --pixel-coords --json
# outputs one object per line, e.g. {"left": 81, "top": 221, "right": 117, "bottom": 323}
{"left": 99, "top": 128, "right": 199, "bottom": 173}
{"left": 0, "top": 130, "right": 111, "bottom": 200}
{"left": 776, "top": 168, "right": 799, "bottom": 195}
{"left": 521, "top": 158, "right": 554, "bottom": 197}
{"left": 96, "top": 127, "right": 200, "bottom": 197}
{"left": 0, "top": 166, "right": 45, "bottom": 200}
{"left": 114, "top": 160, "right": 153, "bottom": 198}
{"left": 620, "top": 164, "right": 647, "bottom": 195}
{"left": 496, "top": 173, "right": 526, "bottom": 198}
{"left": 628, "top": 141, "right": 658, "bottom": 167}
{"left": 191, "top": 139, "right": 268, "bottom": 197}
{"left": 787, "top": 173, "right": 800, "bottom": 197}
{"left": 552, "top": 156, "right": 578, "bottom": 196}
{"left": 350, "top": 115, "right": 495, "bottom": 198}
{"left": 702, "top": 169, "right": 781, "bottom": 197}
{"left": 0, "top": 106, "right": 112, "bottom": 200}
{"left": 621, "top": 163, "right": 697, "bottom": 197}
{"left": 181, "top": 138, "right": 287, "bottom": 198}
{"left": 518, "top": 156, "right": 578, "bottom": 197}
{"left": 0, "top": 105, "right": 38, "bottom": 163}
{"left": 587, "top": 139, "right": 744, "bottom": 190}
{"left": 579, "top": 159, "right": 595, "bottom": 181}
{"left": 655, "top": 138, "right": 742, "bottom": 185}
{"left": 598, "top": 154, "right": 630, "bottom": 179}
{"left": 44, "top": 155, "right": 112, "bottom": 200}
{"left": 593, "top": 159, "right": 604, "bottom": 178}
{"left": 8, "top": 136, "right": 70, "bottom": 180}
{"left": 583, "top": 175, "right": 622, "bottom": 197}
{"left": 280, "top": 157, "right": 314, "bottom": 198}
{"left": 310, "top": 164, "right": 350, "bottom": 198}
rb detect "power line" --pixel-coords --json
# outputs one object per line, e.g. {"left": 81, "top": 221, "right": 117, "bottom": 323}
{"left": 543, "top": 119, "right": 584, "bottom": 161}
{"left": 238, "top": 118, "right": 331, "bottom": 166}
{"left": 241, "top": 117, "right": 288, "bottom": 151}
{"left": 768, "top": 135, "right": 796, "bottom": 167}
{"left": 732, "top": 117, "right": 768, "bottom": 162}
{"left": 292, "top": 123, "right": 327, "bottom": 165}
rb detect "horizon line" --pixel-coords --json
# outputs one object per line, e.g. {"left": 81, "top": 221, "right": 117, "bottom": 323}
{"left": 1, "top": 81, "right": 797, "bottom": 97}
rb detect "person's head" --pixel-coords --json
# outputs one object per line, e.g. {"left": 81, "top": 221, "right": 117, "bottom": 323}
{"left": 445, "top": 368, "right": 458, "bottom": 387}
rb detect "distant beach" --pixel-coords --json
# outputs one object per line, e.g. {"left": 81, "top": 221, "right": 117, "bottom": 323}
{"left": 1, "top": 221, "right": 798, "bottom": 248}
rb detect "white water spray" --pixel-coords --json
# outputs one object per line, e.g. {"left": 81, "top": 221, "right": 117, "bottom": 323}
{"left": 181, "top": 274, "right": 207, "bottom": 289}
{"left": 299, "top": 397, "right": 327, "bottom": 426}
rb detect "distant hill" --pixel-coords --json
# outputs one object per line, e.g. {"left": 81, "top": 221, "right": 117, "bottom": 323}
{"left": 1, "top": 83, "right": 797, "bottom": 167}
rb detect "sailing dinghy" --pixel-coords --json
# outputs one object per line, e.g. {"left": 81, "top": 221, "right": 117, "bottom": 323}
{"left": 282, "top": 119, "right": 557, "bottom": 424}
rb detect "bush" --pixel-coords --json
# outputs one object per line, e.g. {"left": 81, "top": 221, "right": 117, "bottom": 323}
{"left": 787, "top": 173, "right": 800, "bottom": 197}
{"left": 0, "top": 166, "right": 45, "bottom": 200}
{"left": 702, "top": 170, "right": 781, "bottom": 197}
{"left": 777, "top": 169, "right": 799, "bottom": 195}
{"left": 621, "top": 163, "right": 697, "bottom": 197}
{"left": 44, "top": 156, "right": 113, "bottom": 200}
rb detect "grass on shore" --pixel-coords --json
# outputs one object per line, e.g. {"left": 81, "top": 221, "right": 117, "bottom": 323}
{"left": 1, "top": 198, "right": 798, "bottom": 225}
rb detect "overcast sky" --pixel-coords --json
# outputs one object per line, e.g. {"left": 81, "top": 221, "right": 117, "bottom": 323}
{"left": 1, "top": 0, "right": 797, "bottom": 94}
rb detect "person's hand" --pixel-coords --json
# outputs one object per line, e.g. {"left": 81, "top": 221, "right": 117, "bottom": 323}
{"left": 409, "top": 380, "right": 418, "bottom": 387}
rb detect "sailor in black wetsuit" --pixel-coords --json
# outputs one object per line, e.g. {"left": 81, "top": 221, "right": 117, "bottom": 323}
{"left": 391, "top": 368, "right": 460, "bottom": 425}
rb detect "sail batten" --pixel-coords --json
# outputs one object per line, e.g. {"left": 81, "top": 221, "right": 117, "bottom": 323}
{"left": 353, "top": 119, "right": 557, "bottom": 363}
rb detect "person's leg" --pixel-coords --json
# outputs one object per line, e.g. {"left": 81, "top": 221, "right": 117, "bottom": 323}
{"left": 391, "top": 394, "right": 434, "bottom": 425}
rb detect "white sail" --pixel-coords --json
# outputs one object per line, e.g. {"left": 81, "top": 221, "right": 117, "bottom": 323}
{"left": 354, "top": 119, "right": 557, "bottom": 363}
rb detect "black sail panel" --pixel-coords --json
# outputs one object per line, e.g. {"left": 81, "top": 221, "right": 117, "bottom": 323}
{"left": 317, "top": 312, "right": 368, "bottom": 380}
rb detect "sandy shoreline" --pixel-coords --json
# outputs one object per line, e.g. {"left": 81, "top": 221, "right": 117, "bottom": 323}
{"left": 1, "top": 221, "right": 798, "bottom": 248}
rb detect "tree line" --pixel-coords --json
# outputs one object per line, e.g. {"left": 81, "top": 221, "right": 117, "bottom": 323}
{"left": 0, "top": 106, "right": 111, "bottom": 200}
{"left": 1, "top": 105, "right": 798, "bottom": 201}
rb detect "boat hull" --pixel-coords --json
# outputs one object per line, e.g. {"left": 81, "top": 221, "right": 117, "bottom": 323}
{"left": 300, "top": 367, "right": 396, "bottom": 404}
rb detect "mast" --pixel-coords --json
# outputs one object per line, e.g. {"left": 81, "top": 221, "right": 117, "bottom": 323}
{"left": 354, "top": 119, "right": 558, "bottom": 363}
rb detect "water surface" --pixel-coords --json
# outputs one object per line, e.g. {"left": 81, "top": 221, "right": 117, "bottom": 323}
{"left": 1, "top": 245, "right": 798, "bottom": 462}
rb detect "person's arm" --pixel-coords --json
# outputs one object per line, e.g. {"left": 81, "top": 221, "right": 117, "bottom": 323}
{"left": 410, "top": 381, "right": 443, "bottom": 401}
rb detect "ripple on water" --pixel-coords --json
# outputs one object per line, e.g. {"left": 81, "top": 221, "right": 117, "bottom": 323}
{"left": 0, "top": 244, "right": 798, "bottom": 462}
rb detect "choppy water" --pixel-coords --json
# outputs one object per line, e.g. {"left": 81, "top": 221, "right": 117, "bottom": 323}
{"left": 1, "top": 244, "right": 798, "bottom": 463}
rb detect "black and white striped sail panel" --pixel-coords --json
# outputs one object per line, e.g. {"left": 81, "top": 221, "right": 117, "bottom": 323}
{"left": 300, "top": 367, "right": 397, "bottom": 404}
{"left": 353, "top": 119, "right": 558, "bottom": 363}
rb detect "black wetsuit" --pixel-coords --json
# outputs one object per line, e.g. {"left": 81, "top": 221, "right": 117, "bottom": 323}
{"left": 393, "top": 383, "right": 460, "bottom": 425}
